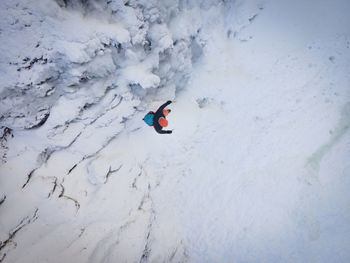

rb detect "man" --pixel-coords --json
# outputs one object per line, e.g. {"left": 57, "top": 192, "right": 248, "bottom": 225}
{"left": 143, "top": 100, "right": 172, "bottom": 134}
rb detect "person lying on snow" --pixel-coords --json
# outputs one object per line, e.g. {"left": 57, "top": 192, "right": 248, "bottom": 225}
{"left": 143, "top": 100, "right": 172, "bottom": 134}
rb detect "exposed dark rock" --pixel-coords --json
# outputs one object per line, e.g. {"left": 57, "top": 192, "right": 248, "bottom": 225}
{"left": 22, "top": 169, "right": 36, "bottom": 189}
{"left": 0, "top": 195, "right": 6, "bottom": 206}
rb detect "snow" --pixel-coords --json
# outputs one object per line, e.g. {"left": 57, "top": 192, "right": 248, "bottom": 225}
{"left": 1, "top": 0, "right": 350, "bottom": 262}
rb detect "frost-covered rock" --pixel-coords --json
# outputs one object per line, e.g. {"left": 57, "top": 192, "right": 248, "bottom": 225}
{"left": 0, "top": 0, "right": 212, "bottom": 131}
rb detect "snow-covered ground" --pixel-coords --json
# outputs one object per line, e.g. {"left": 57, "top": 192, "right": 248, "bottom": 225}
{"left": 1, "top": 0, "right": 350, "bottom": 262}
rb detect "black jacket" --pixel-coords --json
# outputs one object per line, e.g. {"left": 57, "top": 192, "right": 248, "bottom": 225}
{"left": 153, "top": 100, "right": 172, "bottom": 134}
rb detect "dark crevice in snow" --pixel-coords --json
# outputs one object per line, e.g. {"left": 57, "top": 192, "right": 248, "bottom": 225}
{"left": 248, "top": 13, "right": 258, "bottom": 23}
{"left": 132, "top": 165, "right": 146, "bottom": 190}
{"left": 78, "top": 228, "right": 85, "bottom": 238}
{"left": 132, "top": 170, "right": 142, "bottom": 190}
{"left": 132, "top": 177, "right": 138, "bottom": 189}
{"left": 138, "top": 181, "right": 157, "bottom": 263}
{"left": 61, "top": 195, "right": 80, "bottom": 213}
{"left": 0, "top": 208, "right": 39, "bottom": 261}
{"left": 139, "top": 233, "right": 151, "bottom": 263}
{"left": 0, "top": 195, "right": 6, "bottom": 206}
{"left": 139, "top": 203, "right": 155, "bottom": 263}
{"left": 36, "top": 92, "right": 126, "bottom": 176}
{"left": 66, "top": 228, "right": 85, "bottom": 249}
{"left": 0, "top": 127, "right": 12, "bottom": 141}
{"left": 56, "top": 174, "right": 80, "bottom": 212}
{"left": 20, "top": 56, "right": 48, "bottom": 71}
{"left": 78, "top": 94, "right": 123, "bottom": 127}
{"left": 116, "top": 219, "right": 137, "bottom": 244}
{"left": 22, "top": 147, "right": 57, "bottom": 189}
{"left": 167, "top": 242, "right": 189, "bottom": 262}
{"left": 37, "top": 147, "right": 55, "bottom": 164}
{"left": 137, "top": 195, "right": 149, "bottom": 211}
{"left": 67, "top": 159, "right": 84, "bottom": 175}
{"left": 104, "top": 164, "right": 123, "bottom": 184}
{"left": 0, "top": 127, "right": 13, "bottom": 163}
{"left": 22, "top": 169, "right": 36, "bottom": 189}
{"left": 67, "top": 164, "right": 77, "bottom": 175}
{"left": 72, "top": 127, "right": 127, "bottom": 171}
{"left": 47, "top": 177, "right": 58, "bottom": 198}
{"left": 57, "top": 131, "right": 83, "bottom": 152}
{"left": 168, "top": 247, "right": 178, "bottom": 262}
{"left": 58, "top": 183, "right": 65, "bottom": 198}
{"left": 25, "top": 112, "right": 50, "bottom": 129}
{"left": 0, "top": 253, "right": 6, "bottom": 263}
{"left": 54, "top": 0, "right": 102, "bottom": 12}
{"left": 304, "top": 102, "right": 350, "bottom": 185}
{"left": 65, "top": 129, "right": 123, "bottom": 177}
{"left": 33, "top": 131, "right": 83, "bottom": 175}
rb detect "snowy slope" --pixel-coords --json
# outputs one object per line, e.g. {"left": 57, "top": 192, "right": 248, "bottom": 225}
{"left": 1, "top": 0, "right": 350, "bottom": 262}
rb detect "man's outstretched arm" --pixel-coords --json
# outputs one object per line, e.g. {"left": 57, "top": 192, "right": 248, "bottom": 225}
{"left": 156, "top": 100, "right": 172, "bottom": 114}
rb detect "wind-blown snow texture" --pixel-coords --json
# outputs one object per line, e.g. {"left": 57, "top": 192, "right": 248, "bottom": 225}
{"left": 1, "top": 0, "right": 350, "bottom": 262}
